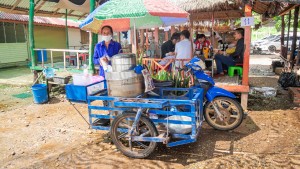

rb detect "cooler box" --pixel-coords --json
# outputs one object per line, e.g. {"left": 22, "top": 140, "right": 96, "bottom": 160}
{"left": 65, "top": 81, "right": 106, "bottom": 102}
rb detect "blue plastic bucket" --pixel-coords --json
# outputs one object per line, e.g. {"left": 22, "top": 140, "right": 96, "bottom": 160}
{"left": 31, "top": 84, "right": 48, "bottom": 104}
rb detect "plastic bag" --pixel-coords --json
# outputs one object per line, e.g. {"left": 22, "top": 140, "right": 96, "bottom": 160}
{"left": 278, "top": 72, "right": 300, "bottom": 89}
{"left": 250, "top": 87, "right": 277, "bottom": 97}
{"left": 141, "top": 68, "right": 155, "bottom": 93}
{"left": 165, "top": 116, "right": 192, "bottom": 134}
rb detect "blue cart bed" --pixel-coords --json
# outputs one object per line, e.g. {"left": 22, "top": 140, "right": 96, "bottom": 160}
{"left": 87, "top": 87, "right": 204, "bottom": 148}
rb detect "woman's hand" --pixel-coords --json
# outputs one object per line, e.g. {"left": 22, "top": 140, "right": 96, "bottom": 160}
{"left": 99, "top": 57, "right": 109, "bottom": 66}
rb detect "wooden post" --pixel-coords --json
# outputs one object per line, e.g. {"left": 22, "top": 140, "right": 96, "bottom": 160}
{"left": 291, "top": 6, "right": 299, "bottom": 63}
{"left": 189, "top": 17, "right": 194, "bottom": 59}
{"left": 280, "top": 15, "right": 285, "bottom": 56}
{"left": 29, "top": 0, "right": 36, "bottom": 67}
{"left": 154, "top": 27, "right": 159, "bottom": 57}
{"left": 131, "top": 28, "right": 136, "bottom": 54}
{"left": 171, "top": 26, "right": 176, "bottom": 35}
{"left": 117, "top": 32, "right": 121, "bottom": 43}
{"left": 241, "top": 4, "right": 252, "bottom": 111}
{"left": 88, "top": 0, "right": 96, "bottom": 74}
{"left": 145, "top": 29, "right": 149, "bottom": 51}
{"left": 140, "top": 29, "right": 145, "bottom": 51}
{"left": 164, "top": 31, "right": 168, "bottom": 42}
{"left": 286, "top": 11, "right": 291, "bottom": 53}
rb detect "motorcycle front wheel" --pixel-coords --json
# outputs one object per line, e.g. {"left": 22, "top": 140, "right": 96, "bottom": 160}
{"left": 204, "top": 97, "right": 244, "bottom": 130}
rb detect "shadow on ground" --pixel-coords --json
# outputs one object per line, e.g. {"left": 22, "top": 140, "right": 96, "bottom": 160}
{"left": 26, "top": 116, "right": 260, "bottom": 168}
{"left": 0, "top": 66, "right": 31, "bottom": 79}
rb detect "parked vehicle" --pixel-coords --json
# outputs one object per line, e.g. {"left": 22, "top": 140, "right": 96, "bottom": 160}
{"left": 185, "top": 57, "right": 244, "bottom": 130}
{"left": 258, "top": 35, "right": 300, "bottom": 53}
{"left": 87, "top": 57, "right": 245, "bottom": 158}
{"left": 251, "top": 34, "right": 278, "bottom": 47}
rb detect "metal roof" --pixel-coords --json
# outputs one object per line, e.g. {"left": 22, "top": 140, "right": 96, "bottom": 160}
{"left": 0, "top": 0, "right": 89, "bottom": 20}
{"left": 0, "top": 12, "right": 80, "bottom": 28}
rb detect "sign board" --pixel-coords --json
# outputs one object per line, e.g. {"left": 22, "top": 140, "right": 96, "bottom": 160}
{"left": 241, "top": 17, "right": 255, "bottom": 27}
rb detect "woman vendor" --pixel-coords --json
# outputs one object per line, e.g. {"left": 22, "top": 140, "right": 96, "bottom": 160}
{"left": 93, "top": 25, "right": 122, "bottom": 77}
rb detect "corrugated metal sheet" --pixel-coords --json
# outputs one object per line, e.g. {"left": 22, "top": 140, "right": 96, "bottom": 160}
{"left": 0, "top": 0, "right": 84, "bottom": 18}
{"left": 16, "top": 0, "right": 29, "bottom": 9}
{"left": 39, "top": 2, "right": 59, "bottom": 12}
{"left": 0, "top": 0, "right": 17, "bottom": 7}
{"left": 0, "top": 43, "right": 28, "bottom": 63}
{"left": 0, "top": 12, "right": 80, "bottom": 28}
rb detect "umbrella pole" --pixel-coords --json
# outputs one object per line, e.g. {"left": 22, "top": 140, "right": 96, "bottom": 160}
{"left": 133, "top": 19, "right": 137, "bottom": 55}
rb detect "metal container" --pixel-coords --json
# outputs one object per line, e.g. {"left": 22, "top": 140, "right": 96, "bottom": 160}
{"left": 105, "top": 71, "right": 138, "bottom": 80}
{"left": 105, "top": 71, "right": 144, "bottom": 97}
{"left": 111, "top": 53, "right": 136, "bottom": 72}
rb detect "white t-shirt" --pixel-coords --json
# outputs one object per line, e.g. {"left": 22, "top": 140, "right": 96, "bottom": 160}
{"left": 175, "top": 38, "right": 194, "bottom": 67}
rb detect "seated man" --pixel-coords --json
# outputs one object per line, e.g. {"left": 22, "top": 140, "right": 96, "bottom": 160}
{"left": 175, "top": 30, "right": 194, "bottom": 68}
{"left": 161, "top": 32, "right": 180, "bottom": 58}
{"left": 159, "top": 33, "right": 180, "bottom": 66}
{"left": 214, "top": 28, "right": 244, "bottom": 76}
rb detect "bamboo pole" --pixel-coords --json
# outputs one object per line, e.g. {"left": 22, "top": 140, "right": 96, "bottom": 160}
{"left": 29, "top": 0, "right": 36, "bottom": 67}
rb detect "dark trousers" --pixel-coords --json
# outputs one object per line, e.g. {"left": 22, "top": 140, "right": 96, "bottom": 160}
{"left": 215, "top": 54, "right": 236, "bottom": 74}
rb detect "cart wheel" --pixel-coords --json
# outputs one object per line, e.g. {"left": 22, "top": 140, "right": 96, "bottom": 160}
{"left": 110, "top": 112, "right": 158, "bottom": 158}
{"left": 204, "top": 97, "right": 244, "bottom": 131}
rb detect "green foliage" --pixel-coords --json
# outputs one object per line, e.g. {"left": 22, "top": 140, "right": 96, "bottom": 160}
{"left": 273, "top": 10, "right": 300, "bottom": 32}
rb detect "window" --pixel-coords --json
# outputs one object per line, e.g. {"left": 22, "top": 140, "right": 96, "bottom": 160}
{"left": 80, "top": 30, "right": 89, "bottom": 44}
{"left": 4, "top": 23, "right": 16, "bottom": 43}
{"left": 0, "top": 22, "right": 4, "bottom": 43}
{"left": 0, "top": 22, "right": 26, "bottom": 43}
{"left": 15, "top": 24, "right": 26, "bottom": 42}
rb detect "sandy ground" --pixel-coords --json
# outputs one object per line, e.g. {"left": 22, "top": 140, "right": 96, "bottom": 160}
{"left": 0, "top": 77, "right": 299, "bottom": 169}
{"left": 0, "top": 55, "right": 299, "bottom": 168}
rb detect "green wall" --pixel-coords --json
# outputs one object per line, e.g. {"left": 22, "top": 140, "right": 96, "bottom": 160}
{"left": 34, "top": 26, "right": 66, "bottom": 60}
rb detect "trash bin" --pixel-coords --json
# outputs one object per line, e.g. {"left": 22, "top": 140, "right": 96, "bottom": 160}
{"left": 31, "top": 84, "right": 48, "bottom": 104}
{"left": 37, "top": 49, "right": 47, "bottom": 62}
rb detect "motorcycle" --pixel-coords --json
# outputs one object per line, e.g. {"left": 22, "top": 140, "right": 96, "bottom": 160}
{"left": 182, "top": 57, "right": 244, "bottom": 130}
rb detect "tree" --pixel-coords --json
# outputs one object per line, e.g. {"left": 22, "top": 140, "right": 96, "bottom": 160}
{"left": 274, "top": 10, "right": 300, "bottom": 32}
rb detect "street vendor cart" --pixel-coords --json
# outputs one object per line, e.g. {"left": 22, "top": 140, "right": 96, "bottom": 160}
{"left": 88, "top": 84, "right": 204, "bottom": 158}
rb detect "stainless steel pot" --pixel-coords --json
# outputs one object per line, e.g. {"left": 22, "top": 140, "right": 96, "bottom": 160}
{"left": 111, "top": 53, "right": 136, "bottom": 72}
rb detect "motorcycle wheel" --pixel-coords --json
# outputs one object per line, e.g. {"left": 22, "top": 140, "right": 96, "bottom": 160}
{"left": 204, "top": 97, "right": 244, "bottom": 131}
{"left": 110, "top": 112, "right": 158, "bottom": 158}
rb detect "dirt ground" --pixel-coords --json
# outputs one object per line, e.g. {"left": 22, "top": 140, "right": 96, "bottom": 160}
{"left": 0, "top": 76, "right": 300, "bottom": 169}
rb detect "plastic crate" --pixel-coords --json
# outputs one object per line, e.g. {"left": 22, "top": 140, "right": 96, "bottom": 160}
{"left": 53, "top": 76, "right": 71, "bottom": 84}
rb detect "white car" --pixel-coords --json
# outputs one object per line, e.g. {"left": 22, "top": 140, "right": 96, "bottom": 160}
{"left": 258, "top": 35, "right": 300, "bottom": 53}
{"left": 251, "top": 35, "right": 278, "bottom": 47}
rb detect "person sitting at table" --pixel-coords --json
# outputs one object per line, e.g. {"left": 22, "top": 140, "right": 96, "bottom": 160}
{"left": 93, "top": 25, "right": 122, "bottom": 77}
{"left": 214, "top": 28, "right": 244, "bottom": 77}
{"left": 161, "top": 32, "right": 181, "bottom": 59}
{"left": 175, "top": 30, "right": 194, "bottom": 68}
{"left": 195, "top": 34, "right": 210, "bottom": 54}
{"left": 194, "top": 34, "right": 212, "bottom": 68}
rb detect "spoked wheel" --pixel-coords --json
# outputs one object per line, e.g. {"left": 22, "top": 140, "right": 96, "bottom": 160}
{"left": 204, "top": 97, "right": 244, "bottom": 130}
{"left": 110, "top": 112, "right": 158, "bottom": 158}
